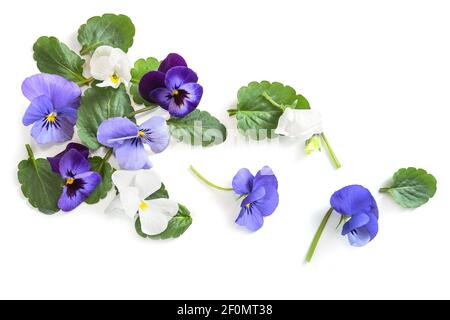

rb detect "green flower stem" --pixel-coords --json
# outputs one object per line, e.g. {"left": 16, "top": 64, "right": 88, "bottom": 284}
{"left": 76, "top": 77, "right": 94, "bottom": 86}
{"left": 262, "top": 92, "right": 284, "bottom": 111}
{"left": 25, "top": 144, "right": 35, "bottom": 161}
{"left": 97, "top": 148, "right": 113, "bottom": 172}
{"left": 189, "top": 165, "right": 234, "bottom": 192}
{"left": 379, "top": 188, "right": 390, "bottom": 193}
{"left": 127, "top": 105, "right": 158, "bottom": 119}
{"left": 305, "top": 208, "right": 334, "bottom": 263}
{"left": 320, "top": 133, "right": 341, "bottom": 170}
{"left": 227, "top": 109, "right": 237, "bottom": 117}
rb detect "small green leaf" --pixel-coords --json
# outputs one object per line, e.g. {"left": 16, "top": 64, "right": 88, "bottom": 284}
{"left": 167, "top": 110, "right": 227, "bottom": 147}
{"left": 146, "top": 183, "right": 169, "bottom": 200}
{"left": 77, "top": 85, "right": 135, "bottom": 150}
{"left": 18, "top": 146, "right": 62, "bottom": 214}
{"left": 78, "top": 14, "right": 135, "bottom": 55}
{"left": 130, "top": 57, "right": 160, "bottom": 106}
{"left": 85, "top": 156, "right": 114, "bottom": 204}
{"left": 233, "top": 81, "right": 310, "bottom": 140}
{"left": 33, "top": 36, "right": 86, "bottom": 83}
{"left": 381, "top": 168, "right": 437, "bottom": 208}
{"left": 135, "top": 204, "right": 193, "bottom": 240}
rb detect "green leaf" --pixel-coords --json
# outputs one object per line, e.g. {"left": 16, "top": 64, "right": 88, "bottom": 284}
{"left": 77, "top": 85, "right": 134, "bottom": 150}
{"left": 381, "top": 168, "right": 437, "bottom": 208}
{"left": 33, "top": 36, "right": 86, "bottom": 83}
{"left": 135, "top": 204, "right": 193, "bottom": 240}
{"left": 130, "top": 57, "right": 160, "bottom": 106}
{"left": 146, "top": 183, "right": 169, "bottom": 200}
{"left": 18, "top": 146, "right": 62, "bottom": 214}
{"left": 78, "top": 14, "right": 135, "bottom": 55}
{"left": 233, "top": 81, "right": 310, "bottom": 140}
{"left": 85, "top": 156, "right": 114, "bottom": 205}
{"left": 167, "top": 110, "right": 227, "bottom": 147}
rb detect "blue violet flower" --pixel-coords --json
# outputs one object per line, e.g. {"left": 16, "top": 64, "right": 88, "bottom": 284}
{"left": 139, "top": 53, "right": 203, "bottom": 118}
{"left": 47, "top": 143, "right": 89, "bottom": 173}
{"left": 22, "top": 74, "right": 81, "bottom": 144}
{"left": 190, "top": 165, "right": 279, "bottom": 232}
{"left": 97, "top": 116, "right": 170, "bottom": 170}
{"left": 306, "top": 185, "right": 379, "bottom": 263}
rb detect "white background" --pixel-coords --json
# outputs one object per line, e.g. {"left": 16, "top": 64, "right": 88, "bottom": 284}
{"left": 0, "top": 0, "right": 448, "bottom": 300}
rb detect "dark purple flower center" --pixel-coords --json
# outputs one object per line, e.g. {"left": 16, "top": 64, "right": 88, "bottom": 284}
{"left": 65, "top": 177, "right": 86, "bottom": 198}
{"left": 170, "top": 89, "right": 189, "bottom": 106}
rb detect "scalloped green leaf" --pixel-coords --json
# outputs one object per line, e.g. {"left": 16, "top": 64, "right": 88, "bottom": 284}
{"left": 231, "top": 81, "right": 310, "bottom": 140}
{"left": 18, "top": 148, "right": 62, "bottom": 214}
{"left": 135, "top": 204, "right": 192, "bottom": 240}
{"left": 381, "top": 167, "right": 437, "bottom": 208}
{"left": 77, "top": 85, "right": 134, "bottom": 150}
{"left": 146, "top": 183, "right": 169, "bottom": 200}
{"left": 167, "top": 110, "right": 227, "bottom": 147}
{"left": 130, "top": 57, "right": 160, "bottom": 106}
{"left": 33, "top": 36, "right": 86, "bottom": 83}
{"left": 78, "top": 14, "right": 136, "bottom": 55}
{"left": 85, "top": 156, "right": 114, "bottom": 205}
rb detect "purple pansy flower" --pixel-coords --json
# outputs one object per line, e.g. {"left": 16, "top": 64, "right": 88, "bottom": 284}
{"left": 57, "top": 149, "right": 101, "bottom": 212}
{"left": 330, "top": 185, "right": 379, "bottom": 247}
{"left": 232, "top": 166, "right": 279, "bottom": 232}
{"left": 47, "top": 143, "right": 89, "bottom": 173}
{"left": 97, "top": 116, "right": 170, "bottom": 170}
{"left": 22, "top": 74, "right": 81, "bottom": 144}
{"left": 139, "top": 53, "right": 203, "bottom": 118}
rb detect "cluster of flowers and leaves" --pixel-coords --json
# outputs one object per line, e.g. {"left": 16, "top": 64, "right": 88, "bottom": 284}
{"left": 17, "top": 13, "right": 228, "bottom": 239}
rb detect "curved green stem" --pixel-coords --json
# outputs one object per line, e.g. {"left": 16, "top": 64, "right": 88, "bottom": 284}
{"left": 320, "top": 133, "right": 341, "bottom": 169}
{"left": 96, "top": 148, "right": 113, "bottom": 172}
{"left": 305, "top": 208, "right": 334, "bottom": 263}
{"left": 262, "top": 92, "right": 284, "bottom": 111}
{"left": 76, "top": 77, "right": 94, "bottom": 86}
{"left": 189, "top": 165, "right": 234, "bottom": 192}
{"left": 25, "top": 144, "right": 35, "bottom": 161}
{"left": 379, "top": 188, "right": 390, "bottom": 193}
{"left": 127, "top": 105, "right": 158, "bottom": 119}
{"left": 228, "top": 109, "right": 237, "bottom": 117}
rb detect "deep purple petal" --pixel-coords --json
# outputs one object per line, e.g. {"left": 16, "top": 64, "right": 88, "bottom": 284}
{"left": 139, "top": 71, "right": 166, "bottom": 103}
{"left": 241, "top": 187, "right": 266, "bottom": 208}
{"left": 232, "top": 168, "right": 254, "bottom": 195}
{"left": 342, "top": 214, "right": 370, "bottom": 236}
{"left": 149, "top": 88, "right": 172, "bottom": 110}
{"left": 74, "top": 171, "right": 102, "bottom": 197}
{"left": 97, "top": 117, "right": 138, "bottom": 148}
{"left": 166, "top": 87, "right": 203, "bottom": 117}
{"left": 58, "top": 149, "right": 90, "bottom": 178}
{"left": 58, "top": 186, "right": 86, "bottom": 212}
{"left": 165, "top": 66, "right": 198, "bottom": 90}
{"left": 22, "top": 96, "right": 53, "bottom": 126}
{"left": 47, "top": 143, "right": 89, "bottom": 173}
{"left": 235, "top": 206, "right": 264, "bottom": 232}
{"left": 139, "top": 116, "right": 170, "bottom": 153}
{"left": 30, "top": 117, "right": 74, "bottom": 145}
{"left": 113, "top": 139, "right": 152, "bottom": 170}
{"left": 158, "top": 53, "right": 187, "bottom": 74}
{"left": 330, "top": 185, "right": 378, "bottom": 217}
{"left": 22, "top": 74, "right": 81, "bottom": 111}
{"left": 253, "top": 187, "right": 279, "bottom": 217}
{"left": 253, "top": 166, "right": 278, "bottom": 191}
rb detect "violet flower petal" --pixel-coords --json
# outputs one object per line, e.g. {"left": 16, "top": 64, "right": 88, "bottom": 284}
{"left": 235, "top": 206, "right": 264, "bottom": 232}
{"left": 47, "top": 143, "right": 89, "bottom": 173}
{"left": 158, "top": 53, "right": 187, "bottom": 74}
{"left": 30, "top": 116, "right": 74, "bottom": 145}
{"left": 58, "top": 149, "right": 90, "bottom": 178}
{"left": 139, "top": 71, "right": 166, "bottom": 103}
{"left": 232, "top": 168, "right": 254, "bottom": 195}
{"left": 164, "top": 66, "right": 198, "bottom": 90}
{"left": 97, "top": 117, "right": 138, "bottom": 148}
{"left": 22, "top": 96, "right": 53, "bottom": 126}
{"left": 114, "top": 139, "right": 152, "bottom": 170}
{"left": 139, "top": 116, "right": 170, "bottom": 153}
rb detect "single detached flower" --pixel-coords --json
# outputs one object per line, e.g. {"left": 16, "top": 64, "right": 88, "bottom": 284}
{"left": 139, "top": 53, "right": 203, "bottom": 117}
{"left": 90, "top": 46, "right": 131, "bottom": 88}
{"left": 22, "top": 74, "right": 81, "bottom": 144}
{"left": 47, "top": 143, "right": 89, "bottom": 173}
{"left": 190, "top": 165, "right": 279, "bottom": 232}
{"left": 305, "top": 185, "right": 379, "bottom": 263}
{"left": 275, "top": 107, "right": 341, "bottom": 169}
{"left": 57, "top": 149, "right": 101, "bottom": 212}
{"left": 106, "top": 170, "right": 179, "bottom": 236}
{"left": 97, "top": 116, "right": 170, "bottom": 170}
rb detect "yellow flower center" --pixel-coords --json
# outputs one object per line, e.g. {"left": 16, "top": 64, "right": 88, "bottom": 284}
{"left": 139, "top": 200, "right": 148, "bottom": 210}
{"left": 111, "top": 74, "right": 120, "bottom": 84}
{"left": 246, "top": 203, "right": 251, "bottom": 208}
{"left": 66, "top": 177, "right": 75, "bottom": 185}
{"left": 138, "top": 130, "right": 145, "bottom": 137}
{"left": 172, "top": 89, "right": 179, "bottom": 96}
{"left": 46, "top": 112, "right": 56, "bottom": 122}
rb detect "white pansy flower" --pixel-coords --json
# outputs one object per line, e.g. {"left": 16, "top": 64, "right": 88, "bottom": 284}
{"left": 106, "top": 170, "right": 179, "bottom": 236}
{"left": 90, "top": 46, "right": 131, "bottom": 89}
{"left": 275, "top": 108, "right": 323, "bottom": 138}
